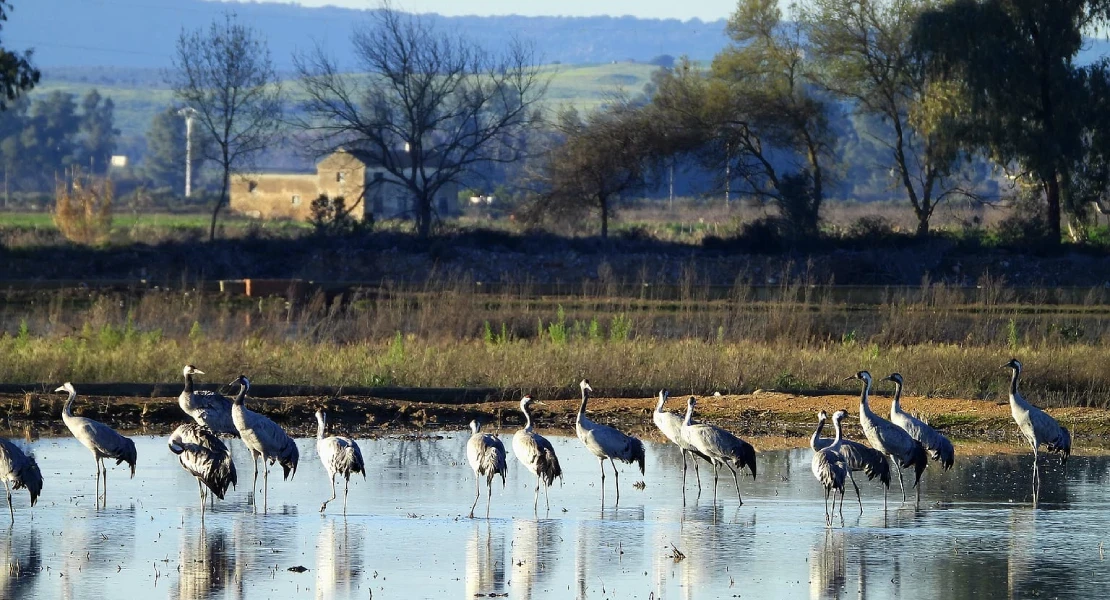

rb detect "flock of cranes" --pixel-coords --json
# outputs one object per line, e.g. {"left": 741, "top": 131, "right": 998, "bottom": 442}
{"left": 0, "top": 359, "right": 1075, "bottom": 525}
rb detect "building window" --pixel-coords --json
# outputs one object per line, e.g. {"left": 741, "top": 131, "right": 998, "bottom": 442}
{"left": 248, "top": 181, "right": 258, "bottom": 193}
{"left": 291, "top": 194, "right": 301, "bottom": 206}
{"left": 336, "top": 172, "right": 346, "bottom": 183}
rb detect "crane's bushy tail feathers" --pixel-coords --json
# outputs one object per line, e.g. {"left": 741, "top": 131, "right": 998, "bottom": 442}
{"left": 863, "top": 448, "right": 891, "bottom": 486}
{"left": 627, "top": 437, "right": 646, "bottom": 475}
{"left": 932, "top": 436, "right": 955, "bottom": 471}
{"left": 15, "top": 456, "right": 43, "bottom": 507}
{"left": 906, "top": 441, "right": 928, "bottom": 488}
{"left": 1049, "top": 426, "right": 1072, "bottom": 465}
{"left": 480, "top": 444, "right": 508, "bottom": 486}
{"left": 538, "top": 446, "right": 563, "bottom": 487}
{"left": 114, "top": 438, "right": 138, "bottom": 478}
{"left": 280, "top": 442, "right": 299, "bottom": 480}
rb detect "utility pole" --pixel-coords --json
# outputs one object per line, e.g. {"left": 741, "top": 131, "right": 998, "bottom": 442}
{"left": 178, "top": 107, "right": 198, "bottom": 197}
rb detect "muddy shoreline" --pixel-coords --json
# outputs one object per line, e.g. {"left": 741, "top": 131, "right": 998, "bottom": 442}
{"left": 7, "top": 389, "right": 1110, "bottom": 452}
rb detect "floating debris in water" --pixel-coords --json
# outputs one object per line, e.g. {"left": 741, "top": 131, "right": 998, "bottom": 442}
{"left": 633, "top": 481, "right": 645, "bottom": 490}
{"left": 668, "top": 543, "right": 686, "bottom": 562}
{"left": 287, "top": 565, "right": 308, "bottom": 573}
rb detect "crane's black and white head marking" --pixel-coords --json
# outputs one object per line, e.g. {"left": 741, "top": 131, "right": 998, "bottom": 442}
{"left": 687, "top": 396, "right": 697, "bottom": 407}
{"left": 469, "top": 419, "right": 481, "bottom": 434}
{"left": 833, "top": 409, "right": 848, "bottom": 421}
{"left": 54, "top": 382, "right": 75, "bottom": 394}
{"left": 183, "top": 365, "right": 204, "bottom": 377}
{"left": 521, "top": 394, "right": 534, "bottom": 407}
{"left": 580, "top": 379, "right": 592, "bottom": 392}
{"left": 845, "top": 371, "right": 872, "bottom": 383}
{"left": 818, "top": 410, "right": 828, "bottom": 420}
{"left": 1003, "top": 358, "right": 1022, "bottom": 372}
{"left": 882, "top": 373, "right": 903, "bottom": 384}
{"left": 234, "top": 375, "right": 250, "bottom": 390}
{"left": 315, "top": 409, "right": 326, "bottom": 420}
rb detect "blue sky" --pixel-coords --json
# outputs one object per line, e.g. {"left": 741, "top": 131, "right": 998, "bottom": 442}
{"left": 225, "top": 0, "right": 739, "bottom": 21}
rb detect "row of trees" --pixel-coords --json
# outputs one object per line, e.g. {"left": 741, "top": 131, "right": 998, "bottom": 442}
{"left": 537, "top": 0, "right": 1110, "bottom": 243}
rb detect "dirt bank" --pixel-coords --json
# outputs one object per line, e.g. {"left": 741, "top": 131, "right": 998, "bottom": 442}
{"left": 7, "top": 389, "right": 1110, "bottom": 453}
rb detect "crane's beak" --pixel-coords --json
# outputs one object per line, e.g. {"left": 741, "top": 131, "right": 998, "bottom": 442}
{"left": 193, "top": 369, "right": 205, "bottom": 375}
{"left": 534, "top": 400, "right": 546, "bottom": 406}
{"left": 843, "top": 375, "right": 857, "bottom": 382}
{"left": 880, "top": 376, "right": 892, "bottom": 382}
{"left": 53, "top": 385, "right": 65, "bottom": 393}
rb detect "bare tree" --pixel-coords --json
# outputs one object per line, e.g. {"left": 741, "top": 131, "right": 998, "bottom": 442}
{"left": 295, "top": 4, "right": 547, "bottom": 238}
{"left": 168, "top": 12, "right": 283, "bottom": 241}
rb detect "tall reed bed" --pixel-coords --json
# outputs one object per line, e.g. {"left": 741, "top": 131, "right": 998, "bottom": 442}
{"left": 2, "top": 272, "right": 1110, "bottom": 406}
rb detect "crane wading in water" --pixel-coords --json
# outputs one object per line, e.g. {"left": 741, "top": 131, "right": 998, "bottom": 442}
{"left": 0, "top": 437, "right": 42, "bottom": 523}
{"left": 1003, "top": 359, "right": 1071, "bottom": 502}
{"left": 178, "top": 365, "right": 238, "bottom": 437}
{"left": 574, "top": 380, "right": 645, "bottom": 505}
{"left": 828, "top": 409, "right": 891, "bottom": 514}
{"left": 229, "top": 376, "right": 299, "bottom": 512}
{"left": 848, "top": 371, "right": 927, "bottom": 505}
{"left": 512, "top": 395, "right": 563, "bottom": 513}
{"left": 466, "top": 419, "right": 507, "bottom": 519}
{"left": 315, "top": 409, "right": 366, "bottom": 514}
{"left": 811, "top": 412, "right": 847, "bottom": 525}
{"left": 56, "top": 382, "right": 137, "bottom": 508}
{"left": 653, "top": 390, "right": 711, "bottom": 500}
{"left": 680, "top": 396, "right": 757, "bottom": 505}
{"left": 167, "top": 423, "right": 237, "bottom": 516}
{"left": 883, "top": 374, "right": 954, "bottom": 471}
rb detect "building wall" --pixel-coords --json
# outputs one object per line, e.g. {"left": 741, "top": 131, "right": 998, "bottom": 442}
{"left": 316, "top": 151, "right": 370, "bottom": 219}
{"left": 229, "top": 174, "right": 319, "bottom": 220}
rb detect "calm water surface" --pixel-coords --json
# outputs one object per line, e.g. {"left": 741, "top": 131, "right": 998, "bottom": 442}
{"left": 0, "top": 432, "right": 1106, "bottom": 599}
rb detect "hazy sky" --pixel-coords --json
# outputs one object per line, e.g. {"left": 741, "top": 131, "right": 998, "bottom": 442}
{"left": 229, "top": 0, "right": 738, "bottom": 21}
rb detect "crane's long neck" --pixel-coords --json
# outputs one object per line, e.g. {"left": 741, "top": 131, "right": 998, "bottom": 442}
{"left": 522, "top": 403, "right": 534, "bottom": 431}
{"left": 316, "top": 414, "right": 326, "bottom": 440}
{"left": 233, "top": 383, "right": 247, "bottom": 407}
{"left": 810, "top": 417, "right": 826, "bottom": 449}
{"left": 831, "top": 416, "right": 844, "bottom": 448}
{"left": 1008, "top": 367, "right": 1027, "bottom": 408}
{"left": 184, "top": 372, "right": 194, "bottom": 395}
{"left": 655, "top": 394, "right": 666, "bottom": 414}
{"left": 859, "top": 379, "right": 873, "bottom": 418}
{"left": 577, "top": 389, "right": 589, "bottom": 422}
{"left": 683, "top": 402, "right": 695, "bottom": 426}
{"left": 62, "top": 390, "right": 76, "bottom": 418}
{"left": 890, "top": 381, "right": 903, "bottom": 415}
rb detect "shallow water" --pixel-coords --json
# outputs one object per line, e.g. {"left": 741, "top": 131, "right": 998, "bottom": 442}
{"left": 0, "top": 432, "right": 1105, "bottom": 599}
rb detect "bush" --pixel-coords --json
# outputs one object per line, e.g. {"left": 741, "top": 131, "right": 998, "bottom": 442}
{"left": 53, "top": 167, "right": 113, "bottom": 245}
{"left": 309, "top": 194, "right": 367, "bottom": 236}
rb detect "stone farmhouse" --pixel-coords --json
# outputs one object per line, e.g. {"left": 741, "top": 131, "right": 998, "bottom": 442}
{"left": 229, "top": 149, "right": 460, "bottom": 222}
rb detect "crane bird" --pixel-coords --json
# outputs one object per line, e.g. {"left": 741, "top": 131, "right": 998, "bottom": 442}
{"left": 847, "top": 371, "right": 927, "bottom": 505}
{"left": 883, "top": 373, "right": 954, "bottom": 470}
{"left": 1003, "top": 358, "right": 1071, "bottom": 500}
{"left": 653, "top": 390, "right": 711, "bottom": 496}
{"left": 574, "top": 379, "right": 645, "bottom": 504}
{"left": 0, "top": 438, "right": 42, "bottom": 524}
{"left": 512, "top": 395, "right": 563, "bottom": 513}
{"left": 167, "top": 423, "right": 237, "bottom": 515}
{"left": 315, "top": 409, "right": 366, "bottom": 514}
{"left": 178, "top": 365, "right": 238, "bottom": 437}
{"left": 812, "top": 410, "right": 891, "bottom": 514}
{"left": 229, "top": 376, "right": 299, "bottom": 511}
{"left": 680, "top": 397, "right": 757, "bottom": 505}
{"left": 811, "top": 415, "right": 847, "bottom": 525}
{"left": 466, "top": 419, "right": 507, "bottom": 519}
{"left": 56, "top": 382, "right": 137, "bottom": 507}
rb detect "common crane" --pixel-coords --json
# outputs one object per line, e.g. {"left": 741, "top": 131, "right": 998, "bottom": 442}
{"left": 653, "top": 390, "right": 711, "bottom": 496}
{"left": 829, "top": 409, "right": 891, "bottom": 513}
{"left": 883, "top": 373, "right": 954, "bottom": 470}
{"left": 167, "top": 423, "right": 237, "bottom": 515}
{"left": 466, "top": 419, "right": 507, "bottom": 519}
{"left": 512, "top": 395, "right": 563, "bottom": 512}
{"left": 680, "top": 396, "right": 757, "bottom": 505}
{"left": 811, "top": 414, "right": 847, "bottom": 525}
{"left": 847, "top": 371, "right": 927, "bottom": 504}
{"left": 178, "top": 365, "right": 237, "bottom": 437}
{"left": 229, "top": 376, "right": 299, "bottom": 512}
{"left": 316, "top": 409, "right": 366, "bottom": 514}
{"left": 1003, "top": 359, "right": 1071, "bottom": 501}
{"left": 56, "top": 382, "right": 136, "bottom": 508}
{"left": 574, "top": 379, "right": 645, "bottom": 504}
{"left": 0, "top": 438, "right": 42, "bottom": 523}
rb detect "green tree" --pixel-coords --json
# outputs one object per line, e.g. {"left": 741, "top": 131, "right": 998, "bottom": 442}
{"left": 21, "top": 91, "right": 80, "bottom": 184}
{"left": 77, "top": 89, "right": 118, "bottom": 173}
{"left": 169, "top": 11, "right": 284, "bottom": 241}
{"left": 912, "top": 0, "right": 1110, "bottom": 243}
{"left": 803, "top": 0, "right": 966, "bottom": 237}
{"left": 0, "top": 1, "right": 39, "bottom": 111}
{"left": 142, "top": 106, "right": 209, "bottom": 193}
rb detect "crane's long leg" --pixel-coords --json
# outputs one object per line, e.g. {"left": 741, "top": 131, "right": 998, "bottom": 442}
{"left": 533, "top": 475, "right": 540, "bottom": 513}
{"left": 251, "top": 453, "right": 259, "bottom": 507}
{"left": 543, "top": 479, "right": 551, "bottom": 512}
{"left": 485, "top": 477, "right": 493, "bottom": 519}
{"left": 609, "top": 457, "right": 620, "bottom": 505}
{"left": 3, "top": 481, "right": 11, "bottom": 524}
{"left": 468, "top": 472, "right": 480, "bottom": 518}
{"left": 93, "top": 455, "right": 101, "bottom": 508}
{"left": 101, "top": 459, "right": 108, "bottom": 508}
{"left": 711, "top": 462, "right": 720, "bottom": 500}
{"left": 262, "top": 462, "right": 269, "bottom": 514}
{"left": 343, "top": 476, "right": 350, "bottom": 515}
{"left": 823, "top": 488, "right": 831, "bottom": 526}
{"left": 892, "top": 456, "right": 906, "bottom": 502}
{"left": 598, "top": 458, "right": 606, "bottom": 504}
{"left": 847, "top": 471, "right": 862, "bottom": 514}
{"left": 197, "top": 479, "right": 205, "bottom": 514}
{"left": 693, "top": 456, "right": 702, "bottom": 489}
{"left": 681, "top": 450, "right": 689, "bottom": 491}
{"left": 726, "top": 464, "right": 743, "bottom": 505}
{"left": 1031, "top": 444, "right": 1040, "bottom": 504}
{"left": 838, "top": 485, "right": 846, "bottom": 521}
{"left": 321, "top": 472, "right": 337, "bottom": 513}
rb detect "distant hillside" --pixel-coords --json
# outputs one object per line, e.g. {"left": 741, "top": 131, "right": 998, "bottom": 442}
{"left": 7, "top": 0, "right": 728, "bottom": 70}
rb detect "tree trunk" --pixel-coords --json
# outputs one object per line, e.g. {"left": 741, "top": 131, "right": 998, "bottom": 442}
{"left": 600, "top": 196, "right": 609, "bottom": 239}
{"left": 417, "top": 193, "right": 432, "bottom": 239}
{"left": 1045, "top": 172, "right": 1062, "bottom": 244}
{"left": 210, "top": 167, "right": 229, "bottom": 242}
{"left": 915, "top": 213, "right": 930, "bottom": 237}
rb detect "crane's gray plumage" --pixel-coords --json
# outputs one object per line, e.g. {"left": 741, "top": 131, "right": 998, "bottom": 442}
{"left": 1004, "top": 358, "right": 1071, "bottom": 500}
{"left": 168, "top": 423, "right": 237, "bottom": 513}
{"left": 229, "top": 376, "right": 299, "bottom": 511}
{"left": 884, "top": 373, "right": 954, "bottom": 470}
{"left": 466, "top": 419, "right": 507, "bottom": 519}
{"left": 0, "top": 437, "right": 42, "bottom": 523}
{"left": 681, "top": 397, "right": 757, "bottom": 505}
{"left": 575, "top": 379, "right": 645, "bottom": 504}
{"left": 811, "top": 417, "right": 847, "bottom": 525}
{"left": 56, "top": 382, "right": 136, "bottom": 507}
{"left": 653, "top": 390, "right": 711, "bottom": 496}
{"left": 316, "top": 409, "right": 365, "bottom": 514}
{"left": 512, "top": 395, "right": 563, "bottom": 512}
{"left": 178, "top": 365, "right": 238, "bottom": 437}
{"left": 827, "top": 409, "right": 891, "bottom": 514}
{"left": 848, "top": 371, "right": 927, "bottom": 504}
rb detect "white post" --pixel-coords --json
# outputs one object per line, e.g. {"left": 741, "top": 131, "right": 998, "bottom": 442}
{"left": 178, "top": 107, "right": 197, "bottom": 197}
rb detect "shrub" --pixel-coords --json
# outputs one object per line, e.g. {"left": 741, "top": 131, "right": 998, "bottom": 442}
{"left": 53, "top": 167, "right": 113, "bottom": 245}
